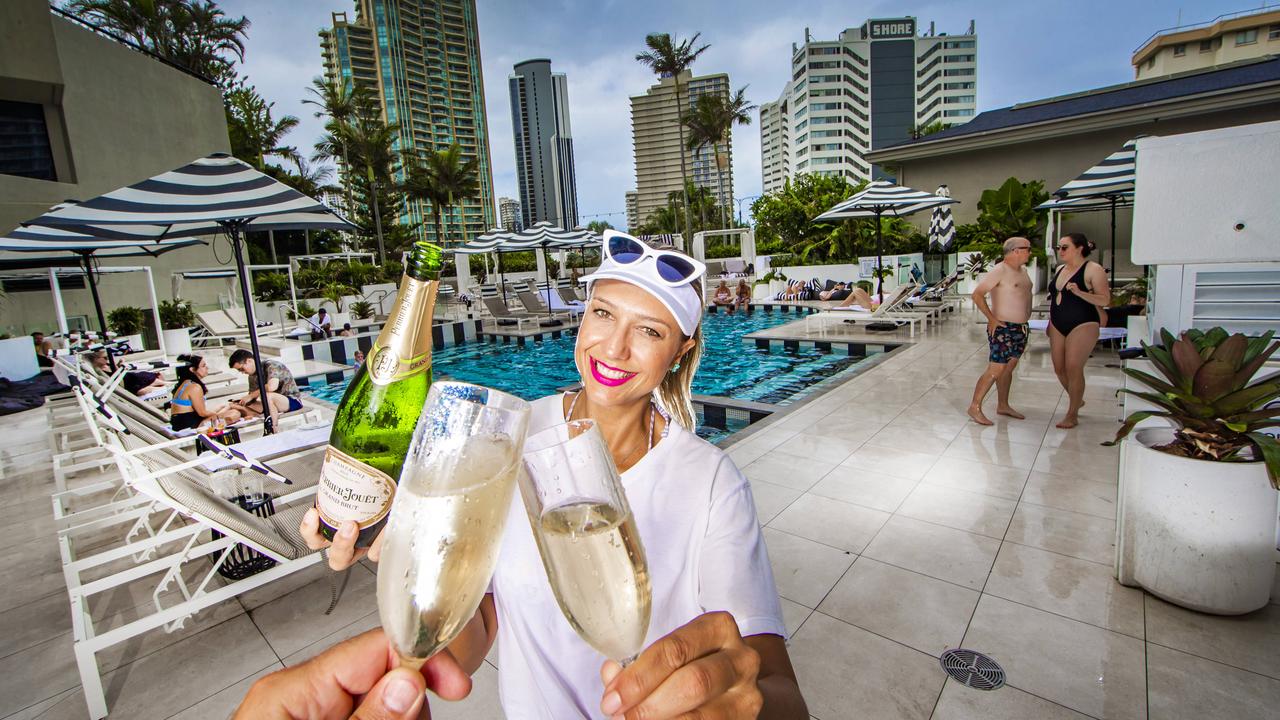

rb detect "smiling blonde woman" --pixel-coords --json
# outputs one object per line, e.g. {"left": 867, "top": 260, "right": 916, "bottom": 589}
{"left": 297, "top": 230, "right": 806, "bottom": 720}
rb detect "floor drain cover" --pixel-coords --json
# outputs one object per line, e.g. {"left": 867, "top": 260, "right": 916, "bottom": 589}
{"left": 939, "top": 648, "right": 1005, "bottom": 690}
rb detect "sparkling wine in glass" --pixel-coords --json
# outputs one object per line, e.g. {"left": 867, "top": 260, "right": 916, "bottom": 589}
{"left": 376, "top": 382, "right": 530, "bottom": 668}
{"left": 521, "top": 419, "right": 652, "bottom": 664}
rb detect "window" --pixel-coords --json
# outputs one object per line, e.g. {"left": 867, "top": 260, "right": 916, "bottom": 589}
{"left": 944, "top": 108, "right": 974, "bottom": 117}
{"left": 944, "top": 95, "right": 975, "bottom": 104}
{"left": 944, "top": 40, "right": 975, "bottom": 49}
{"left": 943, "top": 54, "right": 975, "bottom": 63}
{"left": 1271, "top": 24, "right": 1280, "bottom": 40}
{"left": 943, "top": 68, "right": 975, "bottom": 76}
{"left": 1200, "top": 39, "right": 1214, "bottom": 53}
{"left": 0, "top": 101, "right": 57, "bottom": 181}
{"left": 1146, "top": 57, "right": 1155, "bottom": 69}
{"left": 809, "top": 46, "right": 840, "bottom": 55}
{"left": 1235, "top": 29, "right": 1258, "bottom": 46}
{"left": 944, "top": 82, "right": 975, "bottom": 90}
{"left": 1172, "top": 43, "right": 1185, "bottom": 57}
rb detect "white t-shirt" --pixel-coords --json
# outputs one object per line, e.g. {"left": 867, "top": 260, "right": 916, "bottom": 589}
{"left": 490, "top": 395, "right": 786, "bottom": 719}
{"left": 310, "top": 313, "right": 331, "bottom": 329}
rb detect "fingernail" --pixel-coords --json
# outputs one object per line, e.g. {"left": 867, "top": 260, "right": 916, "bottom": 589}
{"left": 383, "top": 675, "right": 419, "bottom": 713}
{"left": 601, "top": 691, "right": 621, "bottom": 715}
{"left": 339, "top": 522, "right": 356, "bottom": 538}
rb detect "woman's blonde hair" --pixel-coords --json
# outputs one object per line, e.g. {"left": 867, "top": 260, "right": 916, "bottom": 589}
{"left": 654, "top": 281, "right": 704, "bottom": 431}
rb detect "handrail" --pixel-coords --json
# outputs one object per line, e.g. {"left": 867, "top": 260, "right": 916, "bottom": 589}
{"left": 49, "top": 5, "right": 217, "bottom": 86}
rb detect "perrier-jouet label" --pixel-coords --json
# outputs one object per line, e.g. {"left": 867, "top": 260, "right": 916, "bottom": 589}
{"left": 315, "top": 241, "right": 442, "bottom": 546}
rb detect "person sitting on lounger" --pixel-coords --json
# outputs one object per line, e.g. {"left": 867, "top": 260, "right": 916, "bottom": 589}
{"left": 170, "top": 354, "right": 243, "bottom": 431}
{"left": 711, "top": 280, "right": 734, "bottom": 310}
{"left": 227, "top": 349, "right": 304, "bottom": 427}
{"left": 734, "top": 280, "right": 751, "bottom": 312}
{"left": 87, "top": 349, "right": 166, "bottom": 396}
{"left": 338, "top": 323, "right": 354, "bottom": 337}
{"left": 32, "top": 331, "right": 55, "bottom": 368}
{"left": 309, "top": 308, "right": 332, "bottom": 340}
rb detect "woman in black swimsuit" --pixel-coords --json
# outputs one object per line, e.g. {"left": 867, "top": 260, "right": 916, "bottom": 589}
{"left": 1047, "top": 233, "right": 1111, "bottom": 429}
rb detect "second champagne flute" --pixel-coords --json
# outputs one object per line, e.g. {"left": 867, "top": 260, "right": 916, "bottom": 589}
{"left": 520, "top": 419, "right": 652, "bottom": 665}
{"left": 376, "top": 382, "right": 530, "bottom": 668}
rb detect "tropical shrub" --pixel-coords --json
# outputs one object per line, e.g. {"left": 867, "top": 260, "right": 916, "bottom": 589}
{"left": 975, "top": 177, "right": 1050, "bottom": 242}
{"left": 1107, "top": 328, "right": 1280, "bottom": 487}
{"left": 108, "top": 306, "right": 146, "bottom": 336}
{"left": 349, "top": 300, "right": 375, "bottom": 320}
{"left": 254, "top": 271, "right": 291, "bottom": 302}
{"left": 158, "top": 298, "right": 196, "bottom": 329}
{"left": 288, "top": 300, "right": 315, "bottom": 320}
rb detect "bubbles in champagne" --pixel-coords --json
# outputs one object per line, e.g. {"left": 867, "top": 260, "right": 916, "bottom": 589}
{"left": 535, "top": 501, "right": 651, "bottom": 661}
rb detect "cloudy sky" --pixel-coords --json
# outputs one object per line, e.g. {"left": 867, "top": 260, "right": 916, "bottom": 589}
{"left": 221, "top": 0, "right": 1250, "bottom": 225}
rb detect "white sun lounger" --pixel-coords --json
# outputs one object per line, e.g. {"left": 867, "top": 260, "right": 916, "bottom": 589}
{"left": 806, "top": 284, "right": 931, "bottom": 338}
{"left": 65, "top": 422, "right": 324, "bottom": 719}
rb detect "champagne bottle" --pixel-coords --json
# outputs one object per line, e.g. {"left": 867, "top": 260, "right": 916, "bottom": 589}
{"left": 316, "top": 241, "right": 443, "bottom": 546}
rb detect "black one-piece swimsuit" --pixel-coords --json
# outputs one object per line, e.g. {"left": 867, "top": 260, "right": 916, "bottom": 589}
{"left": 1047, "top": 263, "right": 1099, "bottom": 336}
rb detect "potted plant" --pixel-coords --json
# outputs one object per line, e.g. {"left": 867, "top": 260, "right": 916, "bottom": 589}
{"left": 158, "top": 298, "right": 197, "bottom": 356}
{"left": 755, "top": 269, "right": 788, "bottom": 299}
{"left": 107, "top": 306, "right": 147, "bottom": 351}
{"left": 1108, "top": 328, "right": 1280, "bottom": 614}
{"left": 349, "top": 300, "right": 375, "bottom": 321}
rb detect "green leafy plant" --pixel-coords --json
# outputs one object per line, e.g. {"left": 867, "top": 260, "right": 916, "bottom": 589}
{"left": 319, "top": 282, "right": 356, "bottom": 311}
{"left": 349, "top": 300, "right": 375, "bottom": 320}
{"left": 254, "top": 271, "right": 291, "bottom": 302}
{"left": 960, "top": 253, "right": 990, "bottom": 279}
{"left": 854, "top": 280, "right": 873, "bottom": 293}
{"left": 293, "top": 268, "right": 327, "bottom": 293}
{"left": 1106, "top": 328, "right": 1280, "bottom": 488}
{"left": 976, "top": 177, "right": 1050, "bottom": 242}
{"left": 288, "top": 300, "right": 315, "bottom": 320}
{"left": 107, "top": 306, "right": 146, "bottom": 336}
{"left": 1111, "top": 276, "right": 1149, "bottom": 306}
{"left": 158, "top": 298, "right": 196, "bottom": 329}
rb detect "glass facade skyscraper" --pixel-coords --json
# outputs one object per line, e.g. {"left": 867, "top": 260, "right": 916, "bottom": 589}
{"left": 509, "top": 59, "right": 578, "bottom": 230}
{"left": 320, "top": 0, "right": 496, "bottom": 242}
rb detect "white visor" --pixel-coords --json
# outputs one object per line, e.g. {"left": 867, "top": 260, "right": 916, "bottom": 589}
{"left": 580, "top": 232, "right": 705, "bottom": 337}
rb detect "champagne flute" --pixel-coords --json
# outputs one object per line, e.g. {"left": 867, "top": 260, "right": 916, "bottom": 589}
{"left": 376, "top": 382, "right": 531, "bottom": 668}
{"left": 520, "top": 419, "right": 652, "bottom": 665}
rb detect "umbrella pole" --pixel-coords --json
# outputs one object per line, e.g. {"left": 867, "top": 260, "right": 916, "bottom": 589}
{"left": 81, "top": 253, "right": 115, "bottom": 372}
{"left": 1109, "top": 196, "right": 1117, "bottom": 281}
{"left": 875, "top": 211, "right": 885, "bottom": 301}
{"left": 228, "top": 223, "right": 275, "bottom": 435}
{"left": 497, "top": 252, "right": 506, "bottom": 302}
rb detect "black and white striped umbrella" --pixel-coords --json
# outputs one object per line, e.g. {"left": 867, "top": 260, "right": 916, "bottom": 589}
{"left": 1037, "top": 139, "right": 1139, "bottom": 278}
{"left": 1, "top": 204, "right": 206, "bottom": 367}
{"left": 927, "top": 186, "right": 957, "bottom": 253}
{"left": 455, "top": 222, "right": 598, "bottom": 320}
{"left": 24, "top": 154, "right": 355, "bottom": 434}
{"left": 816, "top": 180, "right": 958, "bottom": 297}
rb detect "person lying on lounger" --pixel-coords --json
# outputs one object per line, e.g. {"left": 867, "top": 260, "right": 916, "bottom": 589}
{"left": 817, "top": 283, "right": 853, "bottom": 302}
{"left": 833, "top": 286, "right": 876, "bottom": 310}
{"left": 87, "top": 349, "right": 166, "bottom": 396}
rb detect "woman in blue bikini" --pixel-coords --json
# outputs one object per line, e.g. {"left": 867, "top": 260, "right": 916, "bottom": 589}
{"left": 169, "top": 354, "right": 243, "bottom": 431}
{"left": 1047, "top": 234, "right": 1111, "bottom": 429}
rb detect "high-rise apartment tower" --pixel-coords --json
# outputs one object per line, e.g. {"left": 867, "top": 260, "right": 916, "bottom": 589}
{"left": 320, "top": 0, "right": 496, "bottom": 242}
{"left": 630, "top": 71, "right": 733, "bottom": 229}
{"left": 498, "top": 196, "right": 522, "bottom": 231}
{"left": 760, "top": 18, "right": 977, "bottom": 192}
{"left": 509, "top": 59, "right": 578, "bottom": 229}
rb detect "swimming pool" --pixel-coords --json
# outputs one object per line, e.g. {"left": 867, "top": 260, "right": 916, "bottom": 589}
{"left": 303, "top": 309, "right": 880, "bottom": 443}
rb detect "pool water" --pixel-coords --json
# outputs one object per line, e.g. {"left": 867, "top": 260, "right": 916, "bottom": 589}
{"left": 304, "top": 310, "right": 877, "bottom": 443}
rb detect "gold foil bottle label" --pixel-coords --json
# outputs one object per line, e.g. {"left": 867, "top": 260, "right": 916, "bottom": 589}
{"left": 368, "top": 276, "right": 437, "bottom": 386}
{"left": 316, "top": 446, "right": 397, "bottom": 529}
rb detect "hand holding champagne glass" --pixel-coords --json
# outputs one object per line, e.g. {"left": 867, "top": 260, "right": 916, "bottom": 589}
{"left": 376, "top": 382, "right": 530, "bottom": 668}
{"left": 520, "top": 419, "right": 652, "bottom": 665}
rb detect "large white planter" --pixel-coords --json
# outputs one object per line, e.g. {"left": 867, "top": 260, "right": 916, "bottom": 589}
{"left": 1115, "top": 427, "right": 1278, "bottom": 615}
{"left": 162, "top": 328, "right": 192, "bottom": 356}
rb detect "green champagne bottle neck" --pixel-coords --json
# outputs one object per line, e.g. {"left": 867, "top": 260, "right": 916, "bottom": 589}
{"left": 406, "top": 241, "right": 444, "bottom": 282}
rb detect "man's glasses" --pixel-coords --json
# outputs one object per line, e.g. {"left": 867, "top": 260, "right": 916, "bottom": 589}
{"left": 605, "top": 234, "right": 704, "bottom": 286}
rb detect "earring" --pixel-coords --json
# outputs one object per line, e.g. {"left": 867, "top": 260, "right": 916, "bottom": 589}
{"left": 670, "top": 363, "right": 681, "bottom": 373}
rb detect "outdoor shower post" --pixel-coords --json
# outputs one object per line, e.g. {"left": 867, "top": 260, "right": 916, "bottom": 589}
{"left": 228, "top": 223, "right": 275, "bottom": 435}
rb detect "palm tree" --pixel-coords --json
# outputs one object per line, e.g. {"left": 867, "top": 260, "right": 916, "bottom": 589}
{"left": 303, "top": 77, "right": 362, "bottom": 215}
{"left": 636, "top": 32, "right": 709, "bottom": 248}
{"left": 67, "top": 0, "right": 248, "bottom": 84}
{"left": 280, "top": 156, "right": 336, "bottom": 255}
{"left": 682, "top": 87, "right": 756, "bottom": 229}
{"left": 315, "top": 93, "right": 400, "bottom": 263}
{"left": 223, "top": 80, "right": 298, "bottom": 169}
{"left": 403, "top": 144, "right": 479, "bottom": 247}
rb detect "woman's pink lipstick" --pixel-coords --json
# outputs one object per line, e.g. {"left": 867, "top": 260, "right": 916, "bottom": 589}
{"left": 590, "top": 358, "right": 637, "bottom": 387}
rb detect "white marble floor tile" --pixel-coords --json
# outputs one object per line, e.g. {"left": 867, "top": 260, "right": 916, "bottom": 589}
{"left": 761, "top": 528, "right": 856, "bottom": 609}
{"left": 768, "top": 494, "right": 891, "bottom": 554}
{"left": 1146, "top": 643, "right": 1280, "bottom": 720}
{"left": 818, "top": 557, "right": 978, "bottom": 657}
{"left": 896, "top": 483, "right": 1017, "bottom": 539}
{"left": 861, "top": 515, "right": 1001, "bottom": 590}
{"left": 1005, "top": 504, "right": 1116, "bottom": 565}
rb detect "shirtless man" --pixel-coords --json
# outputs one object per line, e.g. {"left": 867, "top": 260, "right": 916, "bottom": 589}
{"left": 967, "top": 237, "right": 1034, "bottom": 425}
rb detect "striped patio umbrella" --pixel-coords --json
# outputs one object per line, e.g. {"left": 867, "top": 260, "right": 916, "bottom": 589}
{"left": 456, "top": 222, "right": 596, "bottom": 322}
{"left": 815, "top": 180, "right": 957, "bottom": 298}
{"left": 1037, "top": 139, "right": 1138, "bottom": 279}
{"left": 927, "top": 185, "right": 957, "bottom": 253}
{"left": 2, "top": 209, "right": 205, "bottom": 370}
{"left": 25, "top": 153, "right": 356, "bottom": 433}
